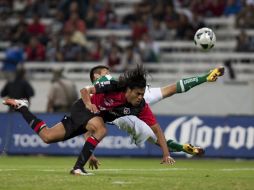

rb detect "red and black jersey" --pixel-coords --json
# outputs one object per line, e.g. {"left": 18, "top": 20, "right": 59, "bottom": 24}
{"left": 89, "top": 80, "right": 157, "bottom": 126}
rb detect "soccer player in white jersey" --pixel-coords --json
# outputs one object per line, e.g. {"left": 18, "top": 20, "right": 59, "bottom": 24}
{"left": 88, "top": 65, "right": 224, "bottom": 169}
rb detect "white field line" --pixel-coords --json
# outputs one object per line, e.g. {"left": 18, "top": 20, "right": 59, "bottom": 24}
{"left": 0, "top": 168, "right": 254, "bottom": 172}
{"left": 112, "top": 181, "right": 132, "bottom": 184}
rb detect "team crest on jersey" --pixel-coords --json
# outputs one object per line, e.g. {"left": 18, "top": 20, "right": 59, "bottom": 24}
{"left": 123, "top": 107, "right": 131, "bottom": 114}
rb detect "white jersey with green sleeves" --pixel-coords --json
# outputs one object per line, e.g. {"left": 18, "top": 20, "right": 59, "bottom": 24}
{"left": 93, "top": 74, "right": 115, "bottom": 85}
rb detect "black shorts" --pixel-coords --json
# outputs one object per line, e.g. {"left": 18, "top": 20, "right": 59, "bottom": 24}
{"left": 61, "top": 99, "right": 99, "bottom": 140}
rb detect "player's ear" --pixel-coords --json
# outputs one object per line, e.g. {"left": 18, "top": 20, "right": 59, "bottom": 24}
{"left": 126, "top": 87, "right": 132, "bottom": 94}
{"left": 94, "top": 73, "right": 101, "bottom": 80}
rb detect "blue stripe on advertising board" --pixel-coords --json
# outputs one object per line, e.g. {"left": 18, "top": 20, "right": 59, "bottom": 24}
{"left": 0, "top": 113, "right": 253, "bottom": 158}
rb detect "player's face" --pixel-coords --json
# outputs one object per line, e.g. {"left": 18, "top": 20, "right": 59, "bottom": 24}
{"left": 125, "top": 87, "right": 145, "bottom": 106}
{"left": 94, "top": 68, "right": 110, "bottom": 81}
{"left": 100, "top": 68, "right": 110, "bottom": 76}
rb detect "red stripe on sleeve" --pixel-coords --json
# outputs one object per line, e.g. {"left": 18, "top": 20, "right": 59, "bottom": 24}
{"left": 34, "top": 121, "right": 46, "bottom": 133}
{"left": 87, "top": 137, "right": 99, "bottom": 146}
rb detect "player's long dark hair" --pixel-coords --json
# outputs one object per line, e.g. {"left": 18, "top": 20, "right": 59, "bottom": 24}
{"left": 118, "top": 64, "right": 147, "bottom": 90}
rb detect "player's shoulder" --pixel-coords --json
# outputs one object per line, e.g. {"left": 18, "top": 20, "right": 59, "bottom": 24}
{"left": 98, "top": 79, "right": 118, "bottom": 86}
{"left": 94, "top": 79, "right": 120, "bottom": 93}
{"left": 95, "top": 74, "right": 115, "bottom": 83}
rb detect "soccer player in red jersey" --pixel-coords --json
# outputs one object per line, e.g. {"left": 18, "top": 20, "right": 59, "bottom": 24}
{"left": 87, "top": 65, "right": 224, "bottom": 169}
{"left": 3, "top": 65, "right": 174, "bottom": 175}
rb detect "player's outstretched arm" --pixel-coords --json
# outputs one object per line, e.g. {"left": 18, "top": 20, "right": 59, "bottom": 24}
{"left": 151, "top": 123, "right": 175, "bottom": 165}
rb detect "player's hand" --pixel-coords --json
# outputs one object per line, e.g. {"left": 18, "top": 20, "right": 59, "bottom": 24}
{"left": 160, "top": 155, "right": 175, "bottom": 165}
{"left": 89, "top": 155, "right": 101, "bottom": 170}
{"left": 86, "top": 103, "right": 100, "bottom": 113}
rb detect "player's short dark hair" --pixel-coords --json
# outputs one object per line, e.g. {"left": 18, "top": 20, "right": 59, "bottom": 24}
{"left": 89, "top": 65, "right": 109, "bottom": 83}
{"left": 118, "top": 65, "right": 147, "bottom": 90}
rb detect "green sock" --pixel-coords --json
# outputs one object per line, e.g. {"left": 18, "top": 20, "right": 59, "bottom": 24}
{"left": 176, "top": 73, "right": 209, "bottom": 93}
{"left": 167, "top": 139, "right": 184, "bottom": 152}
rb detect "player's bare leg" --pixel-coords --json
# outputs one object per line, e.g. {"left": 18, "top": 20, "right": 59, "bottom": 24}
{"left": 39, "top": 122, "right": 66, "bottom": 143}
{"left": 3, "top": 99, "right": 107, "bottom": 176}
{"left": 3, "top": 98, "right": 66, "bottom": 143}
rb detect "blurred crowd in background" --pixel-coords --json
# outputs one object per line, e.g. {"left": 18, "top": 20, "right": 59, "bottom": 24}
{"left": 0, "top": 0, "right": 254, "bottom": 73}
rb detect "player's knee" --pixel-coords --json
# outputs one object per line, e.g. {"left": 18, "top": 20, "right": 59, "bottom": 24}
{"left": 95, "top": 126, "right": 107, "bottom": 141}
{"left": 43, "top": 139, "right": 51, "bottom": 144}
{"left": 86, "top": 123, "right": 97, "bottom": 131}
{"left": 99, "top": 126, "right": 107, "bottom": 136}
{"left": 41, "top": 136, "right": 54, "bottom": 144}
{"left": 39, "top": 131, "right": 54, "bottom": 144}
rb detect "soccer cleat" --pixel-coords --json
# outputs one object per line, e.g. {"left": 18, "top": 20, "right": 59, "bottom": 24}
{"left": 2, "top": 98, "right": 29, "bottom": 110}
{"left": 70, "top": 168, "right": 94, "bottom": 176}
{"left": 206, "top": 67, "right": 225, "bottom": 82}
{"left": 183, "top": 144, "right": 205, "bottom": 156}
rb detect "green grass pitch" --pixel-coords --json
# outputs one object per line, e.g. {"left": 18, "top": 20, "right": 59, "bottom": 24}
{"left": 0, "top": 156, "right": 253, "bottom": 190}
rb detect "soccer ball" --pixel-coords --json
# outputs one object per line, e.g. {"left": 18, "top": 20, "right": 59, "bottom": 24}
{"left": 194, "top": 27, "right": 216, "bottom": 51}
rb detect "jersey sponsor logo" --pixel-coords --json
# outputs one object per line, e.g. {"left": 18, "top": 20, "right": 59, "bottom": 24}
{"left": 104, "top": 81, "right": 110, "bottom": 84}
{"left": 98, "top": 105, "right": 106, "bottom": 111}
{"left": 123, "top": 108, "right": 131, "bottom": 115}
{"left": 104, "top": 98, "right": 114, "bottom": 106}
{"left": 98, "top": 81, "right": 111, "bottom": 88}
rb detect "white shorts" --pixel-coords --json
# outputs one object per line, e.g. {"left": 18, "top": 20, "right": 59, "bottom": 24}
{"left": 112, "top": 115, "right": 158, "bottom": 147}
{"left": 111, "top": 87, "right": 162, "bottom": 146}
{"left": 144, "top": 87, "right": 163, "bottom": 105}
